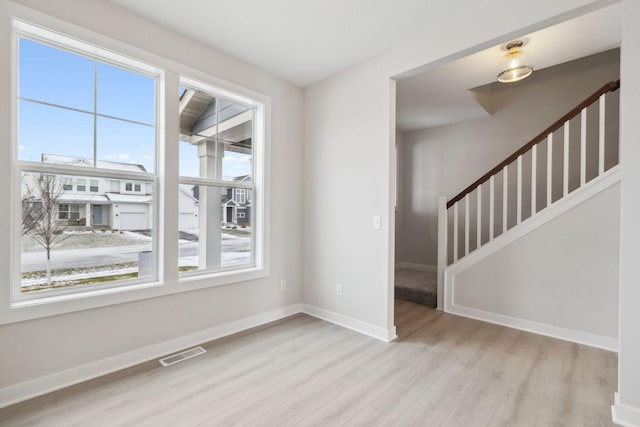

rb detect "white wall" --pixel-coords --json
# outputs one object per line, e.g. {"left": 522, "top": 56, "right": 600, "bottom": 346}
{"left": 616, "top": 0, "right": 640, "bottom": 422}
{"left": 303, "top": 68, "right": 395, "bottom": 332}
{"left": 398, "top": 50, "right": 620, "bottom": 267}
{"left": 0, "top": 0, "right": 303, "bottom": 393}
{"left": 303, "top": 0, "right": 614, "bottom": 335}
{"left": 451, "top": 183, "right": 619, "bottom": 341}
{"left": 394, "top": 130, "right": 406, "bottom": 263}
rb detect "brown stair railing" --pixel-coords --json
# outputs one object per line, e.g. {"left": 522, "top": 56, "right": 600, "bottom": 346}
{"left": 442, "top": 79, "right": 620, "bottom": 265}
{"left": 447, "top": 79, "right": 620, "bottom": 209}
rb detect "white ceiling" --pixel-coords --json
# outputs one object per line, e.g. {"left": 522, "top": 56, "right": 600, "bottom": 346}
{"left": 396, "top": 3, "right": 622, "bottom": 132}
{"left": 107, "top": 1, "right": 621, "bottom": 132}
{"left": 108, "top": 0, "right": 491, "bottom": 87}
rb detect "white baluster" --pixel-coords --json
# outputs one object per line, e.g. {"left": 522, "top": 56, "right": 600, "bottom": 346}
{"left": 563, "top": 121, "right": 569, "bottom": 197}
{"left": 464, "top": 193, "right": 470, "bottom": 256}
{"left": 453, "top": 202, "right": 458, "bottom": 262}
{"left": 517, "top": 155, "right": 522, "bottom": 224}
{"left": 531, "top": 145, "right": 537, "bottom": 215}
{"left": 547, "top": 133, "right": 553, "bottom": 207}
{"left": 437, "top": 196, "right": 448, "bottom": 308}
{"left": 580, "top": 108, "right": 587, "bottom": 186}
{"left": 599, "top": 94, "right": 606, "bottom": 175}
{"left": 503, "top": 166, "right": 508, "bottom": 233}
{"left": 477, "top": 185, "right": 482, "bottom": 248}
{"left": 489, "top": 175, "right": 495, "bottom": 241}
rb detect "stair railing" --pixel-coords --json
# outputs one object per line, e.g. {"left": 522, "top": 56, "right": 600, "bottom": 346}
{"left": 436, "top": 79, "right": 620, "bottom": 305}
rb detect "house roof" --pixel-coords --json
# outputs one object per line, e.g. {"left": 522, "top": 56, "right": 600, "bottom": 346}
{"left": 58, "top": 194, "right": 109, "bottom": 203}
{"left": 105, "top": 194, "right": 152, "bottom": 203}
{"left": 179, "top": 89, "right": 252, "bottom": 155}
{"left": 178, "top": 184, "right": 199, "bottom": 203}
{"left": 41, "top": 154, "right": 147, "bottom": 173}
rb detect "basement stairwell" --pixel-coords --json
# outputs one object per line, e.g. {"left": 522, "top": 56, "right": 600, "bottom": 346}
{"left": 436, "top": 79, "right": 621, "bottom": 350}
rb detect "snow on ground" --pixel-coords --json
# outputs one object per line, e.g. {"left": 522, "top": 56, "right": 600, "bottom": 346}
{"left": 178, "top": 252, "right": 251, "bottom": 268}
{"left": 22, "top": 229, "right": 153, "bottom": 252}
{"left": 21, "top": 266, "right": 139, "bottom": 287}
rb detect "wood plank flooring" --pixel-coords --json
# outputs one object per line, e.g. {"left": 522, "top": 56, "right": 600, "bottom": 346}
{"left": 0, "top": 300, "right": 618, "bottom": 426}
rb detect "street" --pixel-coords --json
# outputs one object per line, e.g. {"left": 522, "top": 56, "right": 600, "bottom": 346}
{"left": 21, "top": 235, "right": 251, "bottom": 273}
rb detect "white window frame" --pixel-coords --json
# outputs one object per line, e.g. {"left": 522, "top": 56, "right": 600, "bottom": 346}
{"left": 89, "top": 179, "right": 99, "bottom": 192}
{"left": 58, "top": 203, "right": 70, "bottom": 220}
{"left": 122, "top": 181, "right": 143, "bottom": 194}
{"left": 178, "top": 77, "right": 265, "bottom": 279}
{"left": 63, "top": 203, "right": 82, "bottom": 221}
{"left": 10, "top": 20, "right": 161, "bottom": 309}
{"left": 2, "top": 16, "right": 270, "bottom": 325}
{"left": 234, "top": 188, "right": 246, "bottom": 205}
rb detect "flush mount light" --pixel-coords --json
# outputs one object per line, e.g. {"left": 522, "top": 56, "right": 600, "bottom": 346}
{"left": 497, "top": 40, "right": 533, "bottom": 83}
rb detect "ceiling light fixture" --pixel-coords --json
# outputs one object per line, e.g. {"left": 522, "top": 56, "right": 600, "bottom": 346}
{"left": 497, "top": 40, "right": 533, "bottom": 83}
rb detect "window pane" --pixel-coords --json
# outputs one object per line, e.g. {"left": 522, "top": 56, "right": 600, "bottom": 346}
{"left": 97, "top": 62, "right": 155, "bottom": 125}
{"left": 21, "top": 171, "right": 155, "bottom": 294}
{"left": 97, "top": 116, "right": 155, "bottom": 173}
{"left": 19, "top": 100, "right": 94, "bottom": 164}
{"left": 179, "top": 87, "right": 253, "bottom": 180}
{"left": 19, "top": 38, "right": 94, "bottom": 111}
{"left": 178, "top": 184, "right": 253, "bottom": 274}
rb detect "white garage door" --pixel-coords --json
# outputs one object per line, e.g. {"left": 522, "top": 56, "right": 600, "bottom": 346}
{"left": 120, "top": 212, "right": 147, "bottom": 230}
{"left": 179, "top": 212, "right": 199, "bottom": 229}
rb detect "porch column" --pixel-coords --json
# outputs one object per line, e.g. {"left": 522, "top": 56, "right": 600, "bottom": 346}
{"left": 198, "top": 138, "right": 224, "bottom": 269}
{"left": 85, "top": 203, "right": 91, "bottom": 227}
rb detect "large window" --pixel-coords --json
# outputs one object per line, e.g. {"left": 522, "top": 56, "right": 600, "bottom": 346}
{"left": 178, "top": 84, "right": 256, "bottom": 274}
{"left": 16, "top": 24, "right": 158, "bottom": 298}
{"left": 10, "top": 20, "right": 266, "bottom": 317}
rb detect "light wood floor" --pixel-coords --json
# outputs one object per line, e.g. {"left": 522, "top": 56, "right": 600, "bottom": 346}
{"left": 0, "top": 300, "right": 617, "bottom": 426}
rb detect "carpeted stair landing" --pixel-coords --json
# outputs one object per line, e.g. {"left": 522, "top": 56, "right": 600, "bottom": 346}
{"left": 394, "top": 268, "right": 437, "bottom": 307}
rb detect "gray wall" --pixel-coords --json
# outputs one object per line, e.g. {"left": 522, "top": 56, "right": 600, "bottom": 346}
{"left": 0, "top": 0, "right": 303, "bottom": 390}
{"left": 396, "top": 50, "right": 620, "bottom": 266}
{"left": 617, "top": 0, "right": 640, "bottom": 414}
{"left": 453, "top": 183, "right": 620, "bottom": 339}
{"left": 303, "top": 0, "right": 611, "bottom": 337}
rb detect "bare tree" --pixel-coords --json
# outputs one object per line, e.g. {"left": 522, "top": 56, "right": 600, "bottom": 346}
{"left": 23, "top": 173, "right": 70, "bottom": 284}
{"left": 21, "top": 176, "right": 43, "bottom": 236}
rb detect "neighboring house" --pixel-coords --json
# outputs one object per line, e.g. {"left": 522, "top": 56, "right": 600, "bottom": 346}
{"left": 34, "top": 154, "right": 201, "bottom": 231}
{"left": 221, "top": 175, "right": 252, "bottom": 227}
{"left": 184, "top": 175, "right": 252, "bottom": 228}
{"left": 31, "top": 154, "right": 251, "bottom": 231}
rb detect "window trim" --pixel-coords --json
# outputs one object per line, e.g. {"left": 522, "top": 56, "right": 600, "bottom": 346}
{"left": 2, "top": 15, "right": 271, "bottom": 325}
{"left": 10, "top": 20, "right": 162, "bottom": 308}
{"left": 177, "top": 77, "right": 264, "bottom": 279}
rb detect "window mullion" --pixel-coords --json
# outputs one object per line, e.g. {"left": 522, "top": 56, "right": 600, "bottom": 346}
{"left": 161, "top": 71, "right": 180, "bottom": 284}
{"left": 93, "top": 60, "right": 98, "bottom": 168}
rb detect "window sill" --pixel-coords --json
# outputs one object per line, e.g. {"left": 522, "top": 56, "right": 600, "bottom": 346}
{"left": 1, "top": 267, "right": 268, "bottom": 325}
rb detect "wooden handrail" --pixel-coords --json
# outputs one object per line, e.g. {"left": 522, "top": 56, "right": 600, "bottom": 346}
{"left": 446, "top": 79, "right": 620, "bottom": 209}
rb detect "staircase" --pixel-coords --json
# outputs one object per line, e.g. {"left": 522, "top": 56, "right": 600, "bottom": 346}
{"left": 436, "top": 80, "right": 621, "bottom": 348}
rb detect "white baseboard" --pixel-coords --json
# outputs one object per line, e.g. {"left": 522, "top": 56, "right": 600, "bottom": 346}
{"left": 395, "top": 262, "right": 436, "bottom": 273}
{"left": 446, "top": 304, "right": 618, "bottom": 353}
{"left": 442, "top": 167, "right": 621, "bottom": 353}
{"left": 0, "top": 302, "right": 399, "bottom": 409}
{"left": 612, "top": 393, "right": 640, "bottom": 427}
{"left": 0, "top": 303, "right": 304, "bottom": 409}
{"left": 301, "top": 304, "right": 397, "bottom": 342}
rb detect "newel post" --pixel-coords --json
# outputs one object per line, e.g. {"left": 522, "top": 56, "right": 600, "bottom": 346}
{"left": 437, "top": 196, "right": 448, "bottom": 311}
